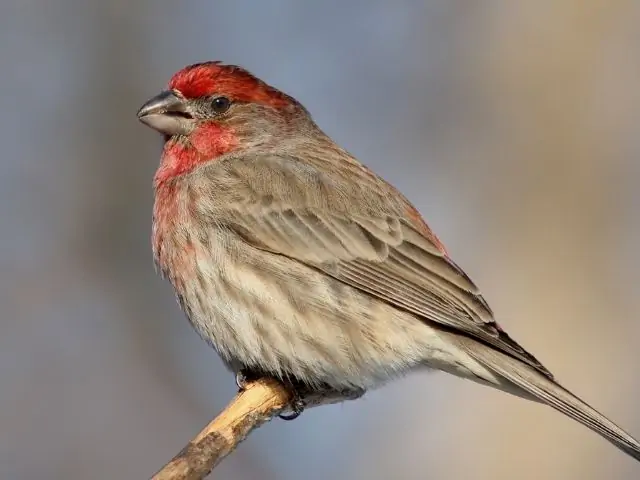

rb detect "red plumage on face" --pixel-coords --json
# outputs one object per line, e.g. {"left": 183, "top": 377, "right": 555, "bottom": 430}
{"left": 168, "top": 62, "right": 291, "bottom": 108}
{"left": 153, "top": 125, "right": 238, "bottom": 186}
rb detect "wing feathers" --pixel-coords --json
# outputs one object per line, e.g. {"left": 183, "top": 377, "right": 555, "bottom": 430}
{"left": 211, "top": 157, "right": 551, "bottom": 377}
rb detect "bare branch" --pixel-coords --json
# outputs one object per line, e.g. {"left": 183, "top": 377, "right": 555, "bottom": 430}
{"left": 151, "top": 378, "right": 354, "bottom": 480}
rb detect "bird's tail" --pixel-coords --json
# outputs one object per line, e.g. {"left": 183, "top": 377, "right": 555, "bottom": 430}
{"left": 456, "top": 337, "right": 640, "bottom": 462}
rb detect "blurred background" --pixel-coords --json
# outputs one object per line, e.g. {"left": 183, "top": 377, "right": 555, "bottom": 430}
{"left": 1, "top": 1, "right": 639, "bottom": 479}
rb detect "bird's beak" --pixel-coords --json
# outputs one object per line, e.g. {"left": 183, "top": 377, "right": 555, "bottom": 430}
{"left": 137, "top": 90, "right": 194, "bottom": 136}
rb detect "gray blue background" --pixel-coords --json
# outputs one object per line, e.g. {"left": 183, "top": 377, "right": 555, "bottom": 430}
{"left": 1, "top": 2, "right": 639, "bottom": 479}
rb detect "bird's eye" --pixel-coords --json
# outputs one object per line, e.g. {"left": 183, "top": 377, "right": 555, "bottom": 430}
{"left": 211, "top": 96, "right": 231, "bottom": 114}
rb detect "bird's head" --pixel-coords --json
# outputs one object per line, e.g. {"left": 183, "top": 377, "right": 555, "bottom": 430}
{"left": 137, "top": 62, "right": 309, "bottom": 184}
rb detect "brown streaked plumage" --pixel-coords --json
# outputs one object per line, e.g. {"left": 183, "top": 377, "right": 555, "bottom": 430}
{"left": 137, "top": 61, "right": 640, "bottom": 464}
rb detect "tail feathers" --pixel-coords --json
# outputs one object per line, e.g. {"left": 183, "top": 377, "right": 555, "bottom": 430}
{"left": 460, "top": 339, "right": 640, "bottom": 462}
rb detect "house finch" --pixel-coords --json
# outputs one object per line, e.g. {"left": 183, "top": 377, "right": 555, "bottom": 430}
{"left": 137, "top": 61, "right": 640, "bottom": 462}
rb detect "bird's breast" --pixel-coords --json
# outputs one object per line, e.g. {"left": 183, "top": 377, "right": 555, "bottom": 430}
{"left": 151, "top": 182, "right": 476, "bottom": 390}
{"left": 152, "top": 181, "right": 195, "bottom": 282}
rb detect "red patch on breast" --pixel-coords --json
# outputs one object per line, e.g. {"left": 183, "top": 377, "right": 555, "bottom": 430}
{"left": 152, "top": 181, "right": 178, "bottom": 270}
{"left": 152, "top": 179, "right": 199, "bottom": 288}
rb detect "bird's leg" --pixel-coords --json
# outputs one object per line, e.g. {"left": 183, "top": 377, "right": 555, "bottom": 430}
{"left": 337, "top": 387, "right": 366, "bottom": 402}
{"left": 278, "top": 379, "right": 366, "bottom": 421}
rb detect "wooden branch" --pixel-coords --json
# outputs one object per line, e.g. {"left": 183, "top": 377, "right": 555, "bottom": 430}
{"left": 151, "top": 377, "right": 355, "bottom": 480}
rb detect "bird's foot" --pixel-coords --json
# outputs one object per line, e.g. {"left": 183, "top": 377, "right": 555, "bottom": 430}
{"left": 278, "top": 392, "right": 306, "bottom": 421}
{"left": 236, "top": 370, "right": 305, "bottom": 420}
{"left": 278, "top": 383, "right": 365, "bottom": 420}
{"left": 235, "top": 369, "right": 261, "bottom": 391}
{"left": 235, "top": 371, "right": 365, "bottom": 421}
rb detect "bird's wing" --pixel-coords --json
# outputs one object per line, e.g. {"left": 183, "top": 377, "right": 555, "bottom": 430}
{"left": 205, "top": 155, "right": 552, "bottom": 378}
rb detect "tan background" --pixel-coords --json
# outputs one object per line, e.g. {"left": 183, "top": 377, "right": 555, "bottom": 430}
{"left": 1, "top": 1, "right": 639, "bottom": 479}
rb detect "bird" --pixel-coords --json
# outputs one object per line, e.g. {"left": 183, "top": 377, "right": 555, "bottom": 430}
{"left": 137, "top": 61, "right": 640, "bottom": 462}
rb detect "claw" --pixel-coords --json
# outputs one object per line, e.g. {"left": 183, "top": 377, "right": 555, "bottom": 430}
{"left": 235, "top": 369, "right": 256, "bottom": 391}
{"left": 279, "top": 396, "right": 305, "bottom": 421}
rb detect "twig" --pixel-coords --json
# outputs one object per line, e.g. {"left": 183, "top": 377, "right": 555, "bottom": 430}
{"left": 151, "top": 377, "right": 354, "bottom": 480}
